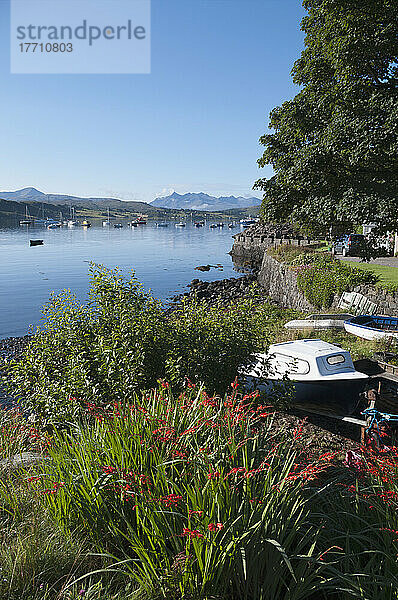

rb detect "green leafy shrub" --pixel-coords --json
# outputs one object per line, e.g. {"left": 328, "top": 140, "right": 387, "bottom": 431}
{"left": 267, "top": 244, "right": 315, "bottom": 264}
{"left": 4, "top": 265, "right": 282, "bottom": 425}
{"left": 291, "top": 254, "right": 378, "bottom": 308}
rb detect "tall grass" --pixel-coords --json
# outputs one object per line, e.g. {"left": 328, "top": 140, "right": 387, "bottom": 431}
{"left": 23, "top": 385, "right": 398, "bottom": 599}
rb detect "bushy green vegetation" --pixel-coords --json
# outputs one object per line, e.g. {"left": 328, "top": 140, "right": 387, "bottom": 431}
{"left": 268, "top": 247, "right": 378, "bottom": 308}
{"left": 4, "top": 264, "right": 290, "bottom": 426}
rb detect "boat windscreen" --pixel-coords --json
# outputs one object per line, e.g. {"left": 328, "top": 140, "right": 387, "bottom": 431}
{"left": 327, "top": 354, "right": 345, "bottom": 365}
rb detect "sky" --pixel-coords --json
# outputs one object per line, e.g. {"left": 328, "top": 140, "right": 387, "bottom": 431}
{"left": 0, "top": 0, "right": 305, "bottom": 203}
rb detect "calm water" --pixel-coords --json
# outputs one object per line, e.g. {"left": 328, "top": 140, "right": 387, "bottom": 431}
{"left": 0, "top": 222, "right": 243, "bottom": 339}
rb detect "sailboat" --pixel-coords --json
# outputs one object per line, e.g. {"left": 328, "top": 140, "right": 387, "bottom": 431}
{"left": 68, "top": 207, "right": 79, "bottom": 227}
{"left": 19, "top": 205, "right": 33, "bottom": 225}
{"left": 103, "top": 208, "right": 111, "bottom": 227}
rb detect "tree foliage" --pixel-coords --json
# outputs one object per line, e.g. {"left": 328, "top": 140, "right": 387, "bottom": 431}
{"left": 255, "top": 0, "right": 398, "bottom": 236}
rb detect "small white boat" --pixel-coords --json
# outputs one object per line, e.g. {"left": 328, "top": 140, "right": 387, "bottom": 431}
{"left": 47, "top": 222, "right": 61, "bottom": 229}
{"left": 19, "top": 206, "right": 34, "bottom": 225}
{"left": 114, "top": 223, "right": 123, "bottom": 228}
{"left": 103, "top": 208, "right": 111, "bottom": 226}
{"left": 240, "top": 218, "right": 257, "bottom": 226}
{"left": 157, "top": 222, "right": 168, "bottom": 227}
{"left": 344, "top": 315, "right": 398, "bottom": 341}
{"left": 240, "top": 339, "right": 368, "bottom": 415}
{"left": 175, "top": 222, "right": 186, "bottom": 227}
{"left": 284, "top": 314, "right": 354, "bottom": 331}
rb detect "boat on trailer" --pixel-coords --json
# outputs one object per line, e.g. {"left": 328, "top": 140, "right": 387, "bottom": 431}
{"left": 240, "top": 339, "right": 368, "bottom": 415}
{"left": 344, "top": 315, "right": 398, "bottom": 341}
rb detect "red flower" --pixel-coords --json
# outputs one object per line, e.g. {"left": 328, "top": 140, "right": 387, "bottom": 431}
{"left": 101, "top": 465, "right": 116, "bottom": 474}
{"left": 208, "top": 522, "right": 224, "bottom": 532}
{"left": 182, "top": 528, "right": 203, "bottom": 539}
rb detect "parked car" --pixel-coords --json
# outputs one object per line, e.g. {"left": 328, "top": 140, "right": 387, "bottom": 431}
{"left": 332, "top": 234, "right": 365, "bottom": 257}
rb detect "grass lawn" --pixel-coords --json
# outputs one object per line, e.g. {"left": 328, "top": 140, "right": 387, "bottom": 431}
{"left": 345, "top": 261, "right": 398, "bottom": 289}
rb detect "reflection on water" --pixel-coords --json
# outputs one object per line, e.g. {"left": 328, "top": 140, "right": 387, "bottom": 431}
{"left": 0, "top": 222, "right": 241, "bottom": 339}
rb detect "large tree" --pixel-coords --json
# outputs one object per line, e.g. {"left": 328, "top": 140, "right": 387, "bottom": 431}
{"left": 255, "top": 0, "right": 398, "bottom": 236}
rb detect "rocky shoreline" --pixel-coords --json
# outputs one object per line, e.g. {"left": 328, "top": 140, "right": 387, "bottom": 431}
{"left": 0, "top": 335, "right": 32, "bottom": 407}
{"left": 167, "top": 272, "right": 265, "bottom": 306}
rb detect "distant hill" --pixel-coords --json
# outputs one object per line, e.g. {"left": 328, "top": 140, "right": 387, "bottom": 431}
{"left": 0, "top": 197, "right": 72, "bottom": 224}
{"left": 151, "top": 192, "right": 261, "bottom": 211}
{"left": 0, "top": 187, "right": 153, "bottom": 213}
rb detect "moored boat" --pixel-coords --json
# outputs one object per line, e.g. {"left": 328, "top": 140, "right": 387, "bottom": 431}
{"left": 114, "top": 223, "right": 123, "bottom": 228}
{"left": 30, "top": 239, "right": 43, "bottom": 246}
{"left": 344, "top": 315, "right": 398, "bottom": 341}
{"left": 240, "top": 339, "right": 368, "bottom": 415}
{"left": 175, "top": 222, "right": 186, "bottom": 227}
{"left": 157, "top": 222, "right": 168, "bottom": 227}
{"left": 103, "top": 208, "right": 111, "bottom": 226}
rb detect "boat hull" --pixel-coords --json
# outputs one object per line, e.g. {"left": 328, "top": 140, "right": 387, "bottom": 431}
{"left": 244, "top": 376, "right": 367, "bottom": 415}
{"left": 285, "top": 314, "right": 353, "bottom": 331}
{"left": 344, "top": 316, "right": 398, "bottom": 341}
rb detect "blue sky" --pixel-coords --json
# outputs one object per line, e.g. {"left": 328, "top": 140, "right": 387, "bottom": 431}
{"left": 0, "top": 0, "right": 305, "bottom": 203}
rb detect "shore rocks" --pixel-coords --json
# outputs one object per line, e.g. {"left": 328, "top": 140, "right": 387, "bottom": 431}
{"left": 0, "top": 335, "right": 31, "bottom": 361}
{"left": 168, "top": 273, "right": 266, "bottom": 306}
{"left": 0, "top": 335, "right": 31, "bottom": 408}
{"left": 194, "top": 264, "right": 223, "bottom": 272}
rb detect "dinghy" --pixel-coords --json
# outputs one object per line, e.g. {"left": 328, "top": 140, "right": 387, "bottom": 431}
{"left": 240, "top": 339, "right": 368, "bottom": 415}
{"left": 284, "top": 313, "right": 353, "bottom": 331}
{"left": 344, "top": 315, "right": 398, "bottom": 341}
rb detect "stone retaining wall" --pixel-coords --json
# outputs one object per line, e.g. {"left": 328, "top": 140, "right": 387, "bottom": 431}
{"left": 231, "top": 225, "right": 398, "bottom": 315}
{"left": 231, "top": 227, "right": 312, "bottom": 266}
{"left": 257, "top": 253, "right": 316, "bottom": 312}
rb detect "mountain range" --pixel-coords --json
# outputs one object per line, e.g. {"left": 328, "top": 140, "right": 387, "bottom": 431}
{"left": 151, "top": 192, "right": 261, "bottom": 211}
{"left": 0, "top": 188, "right": 261, "bottom": 213}
{"left": 0, "top": 187, "right": 151, "bottom": 212}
